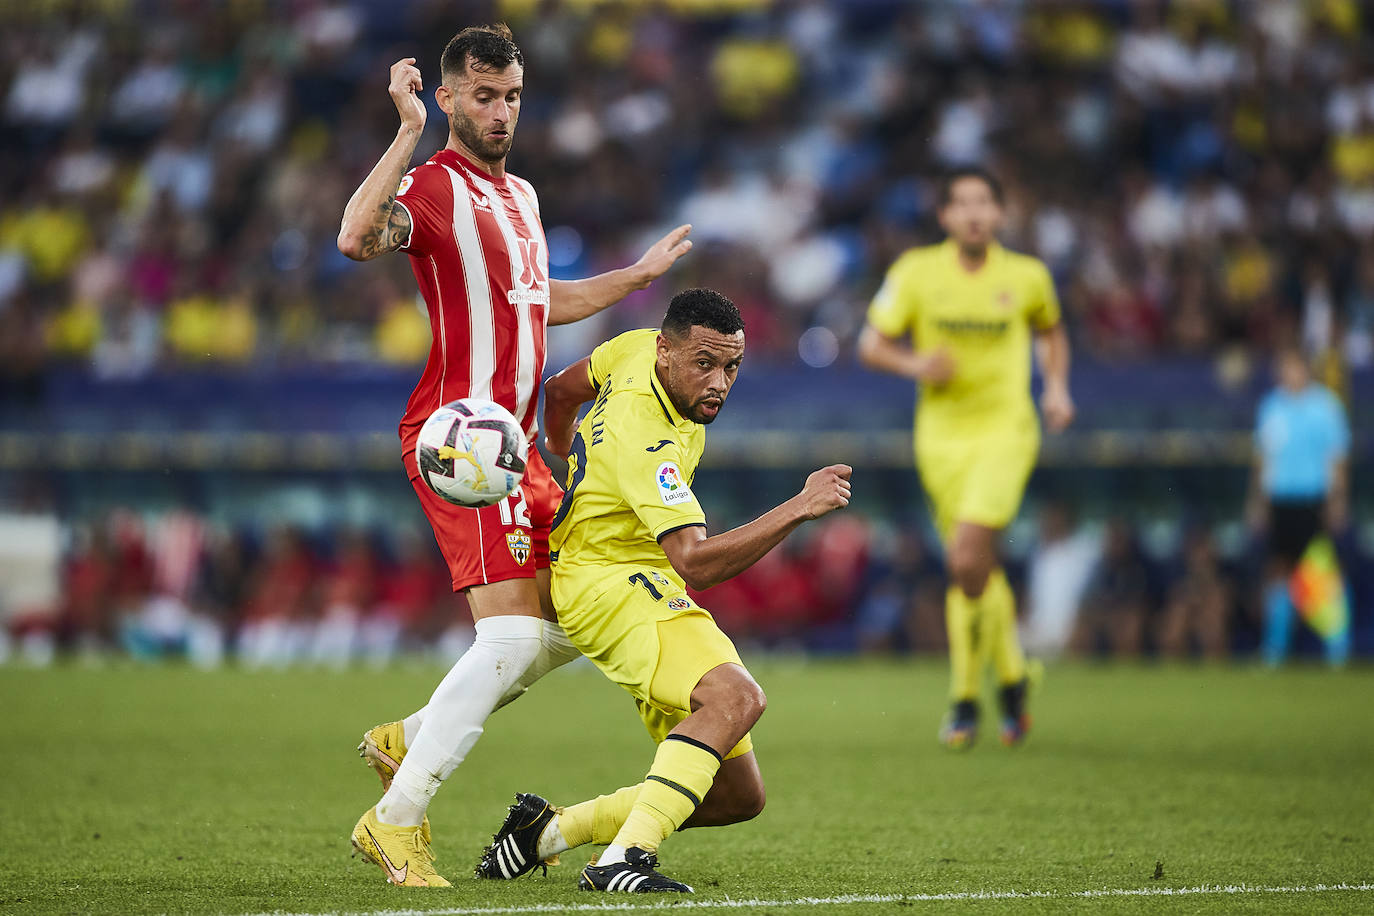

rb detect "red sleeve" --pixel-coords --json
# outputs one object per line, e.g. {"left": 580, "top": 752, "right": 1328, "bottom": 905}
{"left": 394, "top": 163, "right": 452, "bottom": 258}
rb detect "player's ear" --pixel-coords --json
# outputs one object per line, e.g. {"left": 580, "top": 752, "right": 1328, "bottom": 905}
{"left": 435, "top": 82, "right": 454, "bottom": 114}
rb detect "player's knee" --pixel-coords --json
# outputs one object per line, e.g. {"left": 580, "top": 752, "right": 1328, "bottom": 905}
{"left": 735, "top": 680, "right": 767, "bottom": 727}
{"left": 718, "top": 680, "right": 766, "bottom": 734}
{"left": 697, "top": 666, "right": 767, "bottom": 728}
{"left": 949, "top": 552, "right": 990, "bottom": 598}
{"left": 472, "top": 615, "right": 545, "bottom": 677}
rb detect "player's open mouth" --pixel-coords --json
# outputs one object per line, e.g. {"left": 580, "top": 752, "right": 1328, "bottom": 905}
{"left": 700, "top": 399, "right": 722, "bottom": 415}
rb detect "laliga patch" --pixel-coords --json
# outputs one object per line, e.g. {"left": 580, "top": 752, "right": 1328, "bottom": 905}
{"left": 656, "top": 461, "right": 693, "bottom": 506}
{"left": 397, "top": 174, "right": 414, "bottom": 196}
{"left": 667, "top": 597, "right": 692, "bottom": 611}
{"left": 506, "top": 527, "right": 532, "bottom": 566}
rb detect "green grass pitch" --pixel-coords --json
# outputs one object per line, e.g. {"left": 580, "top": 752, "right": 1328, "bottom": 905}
{"left": 2, "top": 659, "right": 1372, "bottom": 915}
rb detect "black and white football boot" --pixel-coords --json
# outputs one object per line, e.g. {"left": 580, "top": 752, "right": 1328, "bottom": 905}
{"left": 474, "top": 792, "right": 557, "bottom": 879}
{"left": 578, "top": 847, "right": 693, "bottom": 893}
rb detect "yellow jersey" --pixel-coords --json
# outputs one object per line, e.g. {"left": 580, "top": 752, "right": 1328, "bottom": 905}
{"left": 867, "top": 239, "right": 1060, "bottom": 439}
{"left": 549, "top": 329, "right": 706, "bottom": 584}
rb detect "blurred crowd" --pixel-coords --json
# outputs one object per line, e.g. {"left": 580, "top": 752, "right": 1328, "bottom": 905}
{"left": 3, "top": 0, "right": 1374, "bottom": 396}
{"left": 2, "top": 502, "right": 1366, "bottom": 667}
{"left": 1, "top": 508, "right": 467, "bottom": 667}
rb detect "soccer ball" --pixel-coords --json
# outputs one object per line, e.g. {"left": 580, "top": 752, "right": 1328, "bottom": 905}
{"left": 416, "top": 398, "right": 528, "bottom": 507}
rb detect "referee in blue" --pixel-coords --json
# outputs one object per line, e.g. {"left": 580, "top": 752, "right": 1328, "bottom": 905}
{"left": 1246, "top": 346, "right": 1351, "bottom": 666}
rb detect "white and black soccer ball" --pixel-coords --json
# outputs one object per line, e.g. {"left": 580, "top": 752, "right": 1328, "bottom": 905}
{"left": 416, "top": 398, "right": 528, "bottom": 507}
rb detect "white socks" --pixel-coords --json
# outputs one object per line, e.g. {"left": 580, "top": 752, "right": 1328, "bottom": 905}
{"left": 395, "top": 621, "right": 580, "bottom": 743}
{"left": 495, "top": 620, "right": 581, "bottom": 711}
{"left": 535, "top": 814, "right": 569, "bottom": 861}
{"left": 402, "top": 709, "right": 424, "bottom": 747}
{"left": 598, "top": 844, "right": 628, "bottom": 866}
{"left": 377, "top": 615, "right": 543, "bottom": 827}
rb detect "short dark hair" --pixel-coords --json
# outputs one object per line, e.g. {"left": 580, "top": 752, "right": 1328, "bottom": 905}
{"left": 938, "top": 166, "right": 1004, "bottom": 207}
{"left": 440, "top": 23, "right": 523, "bottom": 83}
{"left": 662, "top": 288, "right": 744, "bottom": 338}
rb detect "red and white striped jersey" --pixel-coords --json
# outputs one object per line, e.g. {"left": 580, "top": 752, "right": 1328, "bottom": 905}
{"left": 393, "top": 148, "right": 550, "bottom": 453}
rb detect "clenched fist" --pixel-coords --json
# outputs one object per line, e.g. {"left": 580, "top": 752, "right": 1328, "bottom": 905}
{"left": 797, "top": 464, "right": 852, "bottom": 520}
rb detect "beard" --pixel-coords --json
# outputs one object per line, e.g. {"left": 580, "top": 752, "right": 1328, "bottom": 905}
{"left": 450, "top": 108, "right": 514, "bottom": 164}
{"left": 687, "top": 396, "right": 724, "bottom": 424}
{"left": 957, "top": 237, "right": 990, "bottom": 258}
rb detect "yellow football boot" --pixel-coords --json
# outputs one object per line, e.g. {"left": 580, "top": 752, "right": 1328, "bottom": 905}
{"left": 358, "top": 721, "right": 406, "bottom": 789}
{"left": 351, "top": 807, "right": 450, "bottom": 887}
{"left": 358, "top": 722, "right": 431, "bottom": 846}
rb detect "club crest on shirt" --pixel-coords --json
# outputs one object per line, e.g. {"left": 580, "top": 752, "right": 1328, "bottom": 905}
{"left": 657, "top": 461, "right": 693, "bottom": 506}
{"left": 996, "top": 289, "right": 1014, "bottom": 310}
{"left": 506, "top": 528, "right": 531, "bottom": 566}
{"left": 667, "top": 597, "right": 691, "bottom": 611}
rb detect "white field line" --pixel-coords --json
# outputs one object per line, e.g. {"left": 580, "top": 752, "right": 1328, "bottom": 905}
{"left": 245, "top": 881, "right": 1374, "bottom": 916}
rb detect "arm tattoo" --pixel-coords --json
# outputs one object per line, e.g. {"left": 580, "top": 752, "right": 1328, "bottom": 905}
{"left": 357, "top": 195, "right": 413, "bottom": 258}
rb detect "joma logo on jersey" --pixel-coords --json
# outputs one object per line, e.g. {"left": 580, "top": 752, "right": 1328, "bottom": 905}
{"left": 506, "top": 528, "right": 532, "bottom": 566}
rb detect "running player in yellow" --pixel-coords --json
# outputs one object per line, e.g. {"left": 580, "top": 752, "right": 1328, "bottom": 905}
{"left": 473, "top": 288, "right": 851, "bottom": 892}
{"left": 858, "top": 167, "right": 1074, "bottom": 749}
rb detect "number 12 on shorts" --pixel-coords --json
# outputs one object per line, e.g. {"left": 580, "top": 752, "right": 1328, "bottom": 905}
{"left": 496, "top": 486, "right": 531, "bottom": 527}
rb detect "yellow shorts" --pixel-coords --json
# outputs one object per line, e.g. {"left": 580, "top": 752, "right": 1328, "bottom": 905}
{"left": 552, "top": 562, "right": 753, "bottom": 759}
{"left": 917, "top": 423, "right": 1038, "bottom": 541}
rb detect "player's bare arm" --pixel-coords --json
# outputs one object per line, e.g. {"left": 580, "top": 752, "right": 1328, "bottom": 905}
{"left": 337, "top": 58, "right": 426, "bottom": 261}
{"left": 1033, "top": 323, "right": 1074, "bottom": 432}
{"left": 541, "top": 356, "right": 595, "bottom": 458}
{"left": 856, "top": 324, "right": 955, "bottom": 386}
{"left": 659, "top": 465, "right": 851, "bottom": 591}
{"left": 547, "top": 224, "right": 694, "bottom": 326}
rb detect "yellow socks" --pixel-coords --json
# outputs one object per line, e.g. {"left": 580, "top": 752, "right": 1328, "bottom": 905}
{"left": 982, "top": 568, "right": 1026, "bottom": 686}
{"left": 946, "top": 566, "right": 1024, "bottom": 701}
{"left": 553, "top": 784, "right": 640, "bottom": 851}
{"left": 945, "top": 583, "right": 983, "bottom": 701}
{"left": 609, "top": 734, "right": 721, "bottom": 855}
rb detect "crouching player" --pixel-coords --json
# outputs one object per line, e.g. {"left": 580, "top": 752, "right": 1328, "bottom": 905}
{"left": 474, "top": 288, "right": 852, "bottom": 892}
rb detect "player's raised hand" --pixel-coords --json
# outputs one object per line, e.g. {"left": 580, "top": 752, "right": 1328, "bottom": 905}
{"left": 631, "top": 224, "right": 693, "bottom": 289}
{"left": 797, "top": 464, "right": 852, "bottom": 519}
{"left": 916, "top": 348, "right": 956, "bottom": 387}
{"left": 389, "top": 58, "right": 426, "bottom": 132}
{"left": 1041, "top": 383, "right": 1075, "bottom": 432}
